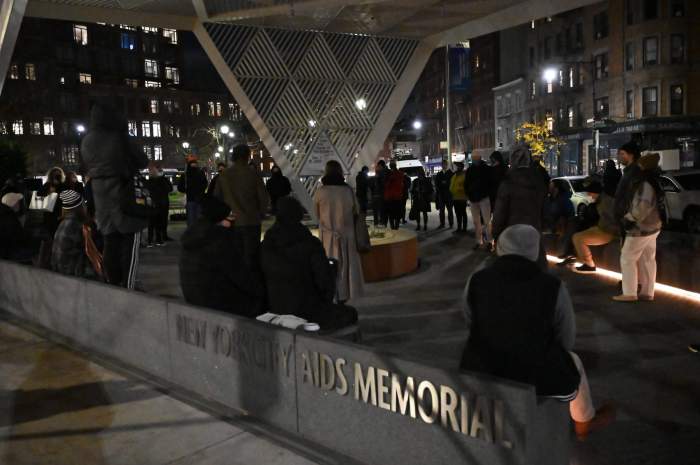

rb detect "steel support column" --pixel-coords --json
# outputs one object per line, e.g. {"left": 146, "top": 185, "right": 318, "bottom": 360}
{"left": 0, "top": 0, "right": 27, "bottom": 96}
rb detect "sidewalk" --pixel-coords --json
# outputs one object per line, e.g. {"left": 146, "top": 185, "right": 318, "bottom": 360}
{"left": 0, "top": 317, "right": 329, "bottom": 465}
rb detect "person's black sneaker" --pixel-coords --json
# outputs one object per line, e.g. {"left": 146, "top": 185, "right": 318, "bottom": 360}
{"left": 557, "top": 256, "right": 576, "bottom": 267}
{"left": 574, "top": 264, "right": 596, "bottom": 274}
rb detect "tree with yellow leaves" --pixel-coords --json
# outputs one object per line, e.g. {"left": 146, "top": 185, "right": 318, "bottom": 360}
{"left": 514, "top": 122, "right": 564, "bottom": 162}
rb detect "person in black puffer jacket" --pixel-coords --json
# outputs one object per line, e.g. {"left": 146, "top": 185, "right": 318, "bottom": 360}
{"left": 179, "top": 196, "right": 264, "bottom": 317}
{"left": 261, "top": 196, "right": 358, "bottom": 332}
{"left": 145, "top": 163, "right": 173, "bottom": 247}
{"left": 465, "top": 154, "right": 493, "bottom": 249}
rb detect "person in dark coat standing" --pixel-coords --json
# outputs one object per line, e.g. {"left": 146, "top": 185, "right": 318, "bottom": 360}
{"left": 81, "top": 102, "right": 149, "bottom": 289}
{"left": 492, "top": 145, "right": 548, "bottom": 267}
{"left": 0, "top": 193, "right": 29, "bottom": 261}
{"left": 178, "top": 157, "right": 208, "bottom": 226}
{"left": 383, "top": 161, "right": 405, "bottom": 230}
{"left": 51, "top": 190, "right": 87, "bottom": 277}
{"left": 145, "top": 163, "right": 172, "bottom": 247}
{"left": 355, "top": 166, "right": 370, "bottom": 214}
{"left": 265, "top": 165, "right": 292, "bottom": 213}
{"left": 410, "top": 168, "right": 433, "bottom": 231}
{"left": 461, "top": 224, "right": 615, "bottom": 440}
{"left": 207, "top": 162, "right": 227, "bottom": 195}
{"left": 261, "top": 196, "right": 358, "bottom": 331}
{"left": 371, "top": 160, "right": 387, "bottom": 226}
{"left": 179, "top": 196, "right": 264, "bottom": 317}
{"left": 434, "top": 160, "right": 454, "bottom": 229}
{"left": 489, "top": 151, "right": 508, "bottom": 209}
{"left": 465, "top": 154, "right": 493, "bottom": 250}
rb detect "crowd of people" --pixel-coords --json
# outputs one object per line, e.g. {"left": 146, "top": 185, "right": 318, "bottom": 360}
{"left": 1, "top": 100, "right": 671, "bottom": 438}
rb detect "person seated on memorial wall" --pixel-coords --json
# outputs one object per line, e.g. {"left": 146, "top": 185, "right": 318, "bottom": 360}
{"left": 460, "top": 224, "right": 615, "bottom": 440}
{"left": 261, "top": 196, "right": 358, "bottom": 332}
{"left": 0, "top": 192, "right": 29, "bottom": 261}
{"left": 51, "top": 190, "right": 88, "bottom": 277}
{"left": 179, "top": 195, "right": 264, "bottom": 317}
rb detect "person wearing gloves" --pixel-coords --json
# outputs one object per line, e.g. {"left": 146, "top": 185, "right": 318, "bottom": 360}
{"left": 460, "top": 224, "right": 615, "bottom": 440}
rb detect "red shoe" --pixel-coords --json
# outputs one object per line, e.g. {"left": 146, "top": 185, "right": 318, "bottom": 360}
{"left": 574, "top": 403, "right": 616, "bottom": 441}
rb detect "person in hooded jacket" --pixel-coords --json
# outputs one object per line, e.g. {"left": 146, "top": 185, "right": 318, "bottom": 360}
{"left": 492, "top": 145, "right": 548, "bottom": 267}
{"left": 261, "top": 196, "right": 358, "bottom": 331}
{"left": 178, "top": 157, "right": 208, "bottom": 226}
{"left": 433, "top": 160, "right": 454, "bottom": 229}
{"left": 179, "top": 196, "right": 264, "bottom": 317}
{"left": 80, "top": 102, "right": 149, "bottom": 289}
{"left": 460, "top": 224, "right": 615, "bottom": 440}
{"left": 410, "top": 168, "right": 433, "bottom": 231}
{"left": 465, "top": 153, "right": 493, "bottom": 249}
{"left": 265, "top": 165, "right": 292, "bottom": 213}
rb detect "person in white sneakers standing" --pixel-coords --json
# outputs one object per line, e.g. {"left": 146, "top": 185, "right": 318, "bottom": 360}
{"left": 614, "top": 153, "right": 665, "bottom": 302}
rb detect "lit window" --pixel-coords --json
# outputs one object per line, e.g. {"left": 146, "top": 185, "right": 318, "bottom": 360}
{"left": 144, "top": 59, "right": 159, "bottom": 77}
{"left": 150, "top": 99, "right": 159, "bottom": 114}
{"left": 595, "top": 97, "right": 609, "bottom": 118}
{"left": 121, "top": 32, "right": 136, "bottom": 50}
{"left": 545, "top": 111, "right": 553, "bottom": 131}
{"left": 128, "top": 120, "right": 138, "bottom": 136}
{"left": 73, "top": 25, "right": 88, "bottom": 45}
{"left": 208, "top": 101, "right": 215, "bottom": 116}
{"left": 143, "top": 145, "right": 153, "bottom": 160}
{"left": 25, "top": 63, "right": 36, "bottom": 80}
{"left": 44, "top": 118, "right": 54, "bottom": 135}
{"left": 12, "top": 120, "right": 23, "bottom": 135}
{"left": 569, "top": 66, "right": 575, "bottom": 88}
{"left": 142, "top": 121, "right": 151, "bottom": 138}
{"left": 626, "top": 90, "right": 634, "bottom": 118}
{"left": 530, "top": 80, "right": 536, "bottom": 99}
{"left": 79, "top": 73, "right": 92, "bottom": 84}
{"left": 120, "top": 24, "right": 136, "bottom": 31}
{"left": 547, "top": 81, "right": 553, "bottom": 94}
{"left": 62, "top": 145, "right": 80, "bottom": 165}
{"left": 568, "top": 106, "right": 574, "bottom": 128}
{"left": 29, "top": 122, "right": 41, "bottom": 135}
{"left": 165, "top": 66, "right": 180, "bottom": 84}
{"left": 152, "top": 121, "right": 161, "bottom": 138}
{"left": 191, "top": 103, "right": 200, "bottom": 116}
{"left": 216, "top": 102, "right": 222, "bottom": 117}
{"left": 154, "top": 145, "right": 163, "bottom": 161}
{"left": 60, "top": 76, "right": 65, "bottom": 85}
{"left": 9, "top": 64, "right": 18, "bottom": 79}
{"left": 642, "top": 86, "right": 657, "bottom": 116}
{"left": 142, "top": 26, "right": 158, "bottom": 34}
{"left": 0, "top": 122, "right": 6, "bottom": 135}
{"left": 144, "top": 81, "right": 161, "bottom": 88}
{"left": 163, "top": 100, "right": 173, "bottom": 113}
{"left": 125, "top": 78, "right": 138, "bottom": 88}
{"left": 162, "top": 29, "right": 178, "bottom": 44}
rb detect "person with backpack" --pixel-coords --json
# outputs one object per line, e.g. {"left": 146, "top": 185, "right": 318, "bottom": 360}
{"left": 383, "top": 161, "right": 405, "bottom": 230}
{"left": 614, "top": 153, "right": 666, "bottom": 302}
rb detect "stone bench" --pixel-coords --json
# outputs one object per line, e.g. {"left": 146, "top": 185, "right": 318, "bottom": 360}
{"left": 0, "top": 260, "right": 569, "bottom": 465}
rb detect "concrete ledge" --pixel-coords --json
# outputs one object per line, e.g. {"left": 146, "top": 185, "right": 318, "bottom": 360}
{"left": 0, "top": 259, "right": 569, "bottom": 465}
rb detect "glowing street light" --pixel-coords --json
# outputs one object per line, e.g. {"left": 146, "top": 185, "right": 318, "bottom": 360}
{"left": 76, "top": 124, "right": 86, "bottom": 134}
{"left": 543, "top": 68, "right": 558, "bottom": 84}
{"left": 355, "top": 98, "right": 368, "bottom": 111}
{"left": 228, "top": 132, "right": 235, "bottom": 138}
{"left": 219, "top": 124, "right": 230, "bottom": 135}
{"left": 413, "top": 120, "right": 422, "bottom": 130}
{"left": 182, "top": 141, "right": 190, "bottom": 149}
{"left": 217, "top": 145, "right": 224, "bottom": 152}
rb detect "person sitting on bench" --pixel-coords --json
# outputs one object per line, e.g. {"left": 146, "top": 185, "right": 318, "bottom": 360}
{"left": 460, "top": 224, "right": 614, "bottom": 440}
{"left": 261, "top": 196, "right": 358, "bottom": 332}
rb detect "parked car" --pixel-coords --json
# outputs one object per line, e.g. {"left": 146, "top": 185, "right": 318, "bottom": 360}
{"left": 659, "top": 170, "right": 700, "bottom": 233}
{"left": 552, "top": 176, "right": 593, "bottom": 217}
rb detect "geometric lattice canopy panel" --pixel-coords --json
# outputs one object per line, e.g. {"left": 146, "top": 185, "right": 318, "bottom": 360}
{"left": 204, "top": 23, "right": 417, "bottom": 197}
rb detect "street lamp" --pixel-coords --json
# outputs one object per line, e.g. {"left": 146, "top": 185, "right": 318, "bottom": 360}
{"left": 76, "top": 124, "right": 86, "bottom": 134}
{"left": 182, "top": 141, "right": 190, "bottom": 150}
{"left": 542, "top": 68, "right": 558, "bottom": 84}
{"left": 217, "top": 145, "right": 224, "bottom": 153}
{"left": 219, "top": 124, "right": 230, "bottom": 135}
{"left": 228, "top": 132, "right": 235, "bottom": 138}
{"left": 413, "top": 120, "right": 423, "bottom": 130}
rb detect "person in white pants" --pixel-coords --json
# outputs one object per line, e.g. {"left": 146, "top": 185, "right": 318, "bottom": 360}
{"left": 614, "top": 153, "right": 664, "bottom": 302}
{"left": 465, "top": 153, "right": 493, "bottom": 250}
{"left": 470, "top": 199, "right": 492, "bottom": 246}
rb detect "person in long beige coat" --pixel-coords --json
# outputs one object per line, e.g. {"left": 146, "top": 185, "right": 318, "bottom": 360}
{"left": 314, "top": 161, "right": 365, "bottom": 302}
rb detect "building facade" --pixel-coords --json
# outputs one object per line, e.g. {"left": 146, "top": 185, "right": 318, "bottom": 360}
{"left": 494, "top": 78, "right": 527, "bottom": 154}
{"left": 0, "top": 18, "right": 274, "bottom": 176}
{"left": 521, "top": 0, "right": 700, "bottom": 175}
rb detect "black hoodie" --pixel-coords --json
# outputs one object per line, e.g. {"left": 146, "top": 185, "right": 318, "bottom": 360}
{"left": 179, "top": 220, "right": 264, "bottom": 317}
{"left": 492, "top": 167, "right": 547, "bottom": 238}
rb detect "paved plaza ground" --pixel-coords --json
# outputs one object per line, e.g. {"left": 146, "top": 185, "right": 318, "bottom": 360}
{"left": 1, "top": 210, "right": 700, "bottom": 464}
